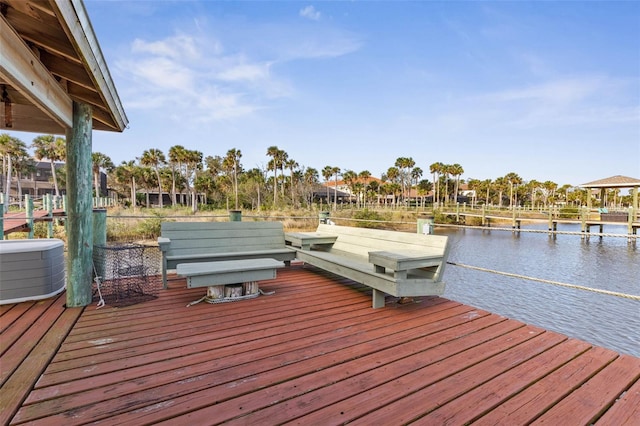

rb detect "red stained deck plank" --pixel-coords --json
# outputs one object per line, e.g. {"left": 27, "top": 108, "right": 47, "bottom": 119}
{"left": 0, "top": 295, "right": 69, "bottom": 386}
{"left": 473, "top": 345, "right": 621, "bottom": 425}
{"left": 415, "top": 338, "right": 594, "bottom": 424}
{"left": 0, "top": 296, "right": 82, "bottom": 426}
{"left": 596, "top": 375, "right": 640, "bottom": 425}
{"left": 531, "top": 354, "right": 640, "bottom": 425}
{"left": 3, "top": 266, "right": 639, "bottom": 425}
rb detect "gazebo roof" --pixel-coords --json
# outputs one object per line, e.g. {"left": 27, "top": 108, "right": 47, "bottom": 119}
{"left": 1, "top": 0, "right": 128, "bottom": 134}
{"left": 579, "top": 175, "right": 640, "bottom": 189}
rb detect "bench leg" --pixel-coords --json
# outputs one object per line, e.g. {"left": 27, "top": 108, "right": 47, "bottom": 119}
{"left": 372, "top": 289, "right": 385, "bottom": 309}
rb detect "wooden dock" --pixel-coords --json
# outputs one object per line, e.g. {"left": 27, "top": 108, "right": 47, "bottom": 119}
{"left": 1, "top": 209, "right": 65, "bottom": 236}
{"left": 442, "top": 211, "right": 640, "bottom": 238}
{"left": 2, "top": 265, "right": 639, "bottom": 425}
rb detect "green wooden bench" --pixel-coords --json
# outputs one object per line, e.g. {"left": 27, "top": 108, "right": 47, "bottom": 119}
{"left": 158, "top": 221, "right": 296, "bottom": 288}
{"left": 288, "top": 224, "right": 450, "bottom": 308}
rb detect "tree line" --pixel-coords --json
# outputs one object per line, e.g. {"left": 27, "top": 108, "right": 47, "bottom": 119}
{"left": 1, "top": 132, "right": 631, "bottom": 212}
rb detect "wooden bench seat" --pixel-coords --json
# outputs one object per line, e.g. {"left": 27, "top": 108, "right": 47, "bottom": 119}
{"left": 158, "top": 221, "right": 296, "bottom": 288}
{"left": 288, "top": 224, "right": 450, "bottom": 308}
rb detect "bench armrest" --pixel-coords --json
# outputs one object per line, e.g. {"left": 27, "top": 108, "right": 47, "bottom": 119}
{"left": 368, "top": 250, "right": 443, "bottom": 280}
{"left": 158, "top": 237, "right": 171, "bottom": 252}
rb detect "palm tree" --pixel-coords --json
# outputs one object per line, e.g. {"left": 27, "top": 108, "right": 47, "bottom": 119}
{"left": 450, "top": 163, "right": 464, "bottom": 204}
{"left": 0, "top": 134, "right": 28, "bottom": 212}
{"left": 91, "top": 152, "right": 114, "bottom": 198}
{"left": 504, "top": 172, "right": 522, "bottom": 209}
{"left": 441, "top": 164, "right": 453, "bottom": 205}
{"left": 386, "top": 167, "right": 400, "bottom": 207}
{"left": 411, "top": 166, "right": 423, "bottom": 206}
{"left": 140, "top": 148, "right": 166, "bottom": 208}
{"left": 331, "top": 166, "right": 340, "bottom": 210}
{"left": 543, "top": 180, "right": 558, "bottom": 208}
{"left": 417, "top": 179, "right": 433, "bottom": 207}
{"left": 342, "top": 169, "right": 357, "bottom": 203}
{"left": 303, "top": 167, "right": 319, "bottom": 207}
{"left": 394, "top": 157, "right": 415, "bottom": 203}
{"left": 266, "top": 146, "right": 283, "bottom": 206}
{"left": 184, "top": 149, "right": 202, "bottom": 211}
{"left": 429, "top": 162, "right": 444, "bottom": 207}
{"left": 358, "top": 170, "right": 371, "bottom": 207}
{"left": 114, "top": 160, "right": 139, "bottom": 209}
{"left": 168, "top": 145, "right": 188, "bottom": 207}
{"left": 223, "top": 148, "right": 242, "bottom": 209}
{"left": 322, "top": 166, "right": 333, "bottom": 208}
{"left": 242, "top": 167, "right": 266, "bottom": 209}
{"left": 31, "top": 135, "right": 66, "bottom": 196}
{"left": 285, "top": 158, "right": 299, "bottom": 206}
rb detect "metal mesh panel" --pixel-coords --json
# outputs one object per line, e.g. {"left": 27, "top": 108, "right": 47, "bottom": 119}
{"left": 92, "top": 243, "right": 161, "bottom": 307}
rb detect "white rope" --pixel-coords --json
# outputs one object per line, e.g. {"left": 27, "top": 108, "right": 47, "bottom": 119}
{"left": 91, "top": 261, "right": 106, "bottom": 309}
{"left": 447, "top": 261, "right": 640, "bottom": 301}
{"left": 187, "top": 288, "right": 275, "bottom": 307}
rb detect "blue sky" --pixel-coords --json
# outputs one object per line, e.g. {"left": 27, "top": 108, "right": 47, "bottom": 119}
{"left": 15, "top": 1, "right": 640, "bottom": 186}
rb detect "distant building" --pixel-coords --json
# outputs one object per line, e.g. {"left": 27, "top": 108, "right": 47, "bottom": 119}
{"left": 1, "top": 160, "right": 107, "bottom": 200}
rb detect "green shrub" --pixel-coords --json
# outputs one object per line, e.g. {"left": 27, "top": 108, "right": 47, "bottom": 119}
{"left": 353, "top": 209, "right": 390, "bottom": 229}
{"left": 559, "top": 207, "right": 580, "bottom": 219}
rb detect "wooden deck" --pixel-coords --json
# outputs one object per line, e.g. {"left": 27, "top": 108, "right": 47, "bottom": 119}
{"left": 2, "top": 264, "right": 639, "bottom": 425}
{"left": 2, "top": 210, "right": 65, "bottom": 235}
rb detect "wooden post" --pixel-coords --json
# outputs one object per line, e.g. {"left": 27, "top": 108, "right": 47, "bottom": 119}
{"left": 581, "top": 206, "right": 588, "bottom": 240}
{"left": 481, "top": 204, "right": 486, "bottom": 227}
{"left": 632, "top": 187, "right": 638, "bottom": 224}
{"left": 26, "top": 194, "right": 34, "bottom": 239}
{"left": 66, "top": 102, "right": 94, "bottom": 307}
{"left": 46, "top": 193, "right": 53, "bottom": 238}
{"left": 0, "top": 203, "right": 3, "bottom": 240}
{"left": 93, "top": 208, "right": 107, "bottom": 281}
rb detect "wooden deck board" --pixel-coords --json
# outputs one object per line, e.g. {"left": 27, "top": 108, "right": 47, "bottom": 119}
{"left": 2, "top": 265, "right": 638, "bottom": 425}
{"left": 0, "top": 294, "right": 82, "bottom": 426}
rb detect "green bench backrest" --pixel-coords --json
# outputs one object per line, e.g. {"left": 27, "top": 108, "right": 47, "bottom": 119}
{"left": 161, "top": 221, "right": 286, "bottom": 256}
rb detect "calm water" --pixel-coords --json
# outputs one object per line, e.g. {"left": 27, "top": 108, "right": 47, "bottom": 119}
{"left": 440, "top": 223, "right": 639, "bottom": 357}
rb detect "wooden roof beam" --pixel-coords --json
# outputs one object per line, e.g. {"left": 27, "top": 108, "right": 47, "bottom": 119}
{"left": 51, "top": 0, "right": 128, "bottom": 132}
{"left": 0, "top": 13, "right": 72, "bottom": 130}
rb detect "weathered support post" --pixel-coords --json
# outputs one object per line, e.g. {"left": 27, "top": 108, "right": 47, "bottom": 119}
{"left": 66, "top": 102, "right": 94, "bottom": 307}
{"left": 455, "top": 202, "right": 460, "bottom": 223}
{"left": 46, "top": 193, "right": 53, "bottom": 238}
{"left": 581, "top": 206, "right": 588, "bottom": 240}
{"left": 0, "top": 203, "right": 4, "bottom": 240}
{"left": 93, "top": 208, "right": 107, "bottom": 280}
{"left": 26, "top": 194, "right": 34, "bottom": 239}
{"left": 229, "top": 210, "right": 242, "bottom": 221}
{"left": 481, "top": 204, "right": 487, "bottom": 227}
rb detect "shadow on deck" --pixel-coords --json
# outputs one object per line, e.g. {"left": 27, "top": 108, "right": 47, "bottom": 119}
{"left": 2, "top": 264, "right": 639, "bottom": 425}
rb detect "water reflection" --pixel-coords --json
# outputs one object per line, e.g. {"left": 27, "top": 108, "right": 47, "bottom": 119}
{"left": 441, "top": 224, "right": 639, "bottom": 357}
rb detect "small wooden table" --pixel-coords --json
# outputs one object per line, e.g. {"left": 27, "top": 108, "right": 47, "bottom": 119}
{"left": 285, "top": 232, "right": 337, "bottom": 250}
{"left": 177, "top": 258, "right": 284, "bottom": 288}
{"left": 368, "top": 250, "right": 443, "bottom": 279}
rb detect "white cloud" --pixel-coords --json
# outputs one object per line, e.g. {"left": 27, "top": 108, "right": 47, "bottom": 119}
{"left": 300, "top": 5, "right": 321, "bottom": 21}
{"left": 131, "top": 34, "right": 207, "bottom": 60}
{"left": 467, "top": 75, "right": 637, "bottom": 129}
{"left": 217, "top": 62, "right": 271, "bottom": 82}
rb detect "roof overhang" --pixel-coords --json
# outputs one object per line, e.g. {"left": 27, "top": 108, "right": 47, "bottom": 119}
{"left": 0, "top": 0, "right": 127, "bottom": 134}
{"left": 579, "top": 175, "right": 640, "bottom": 189}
